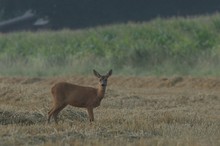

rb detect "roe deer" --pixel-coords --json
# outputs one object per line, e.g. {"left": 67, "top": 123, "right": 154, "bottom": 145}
{"left": 48, "top": 69, "right": 112, "bottom": 124}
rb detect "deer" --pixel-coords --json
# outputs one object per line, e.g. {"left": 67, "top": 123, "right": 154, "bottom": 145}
{"left": 47, "top": 69, "right": 112, "bottom": 124}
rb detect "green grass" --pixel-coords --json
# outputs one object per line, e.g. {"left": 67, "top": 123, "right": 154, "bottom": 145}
{"left": 1, "top": 14, "right": 220, "bottom": 76}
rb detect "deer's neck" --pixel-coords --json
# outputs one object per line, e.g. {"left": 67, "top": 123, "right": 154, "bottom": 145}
{"left": 97, "top": 85, "right": 106, "bottom": 100}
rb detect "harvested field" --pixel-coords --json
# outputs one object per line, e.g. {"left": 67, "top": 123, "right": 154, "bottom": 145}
{"left": 0, "top": 76, "right": 220, "bottom": 146}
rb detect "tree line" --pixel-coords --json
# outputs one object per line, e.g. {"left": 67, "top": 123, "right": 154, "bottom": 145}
{"left": 0, "top": 0, "right": 220, "bottom": 30}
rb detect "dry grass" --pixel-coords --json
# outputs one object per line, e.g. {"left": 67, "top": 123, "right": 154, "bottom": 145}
{"left": 0, "top": 76, "right": 220, "bottom": 146}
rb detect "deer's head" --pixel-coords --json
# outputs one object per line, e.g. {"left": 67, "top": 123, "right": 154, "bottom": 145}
{"left": 93, "top": 69, "right": 112, "bottom": 87}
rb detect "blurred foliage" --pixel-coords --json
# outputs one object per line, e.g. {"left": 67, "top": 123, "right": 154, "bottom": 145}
{"left": 1, "top": 14, "right": 220, "bottom": 76}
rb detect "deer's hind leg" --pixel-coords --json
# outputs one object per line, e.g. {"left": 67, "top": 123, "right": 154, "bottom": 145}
{"left": 48, "top": 102, "right": 56, "bottom": 123}
{"left": 52, "top": 104, "right": 67, "bottom": 124}
{"left": 47, "top": 107, "right": 54, "bottom": 123}
{"left": 48, "top": 102, "right": 66, "bottom": 124}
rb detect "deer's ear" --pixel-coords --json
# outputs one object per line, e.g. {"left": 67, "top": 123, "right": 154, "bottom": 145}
{"left": 93, "top": 69, "right": 101, "bottom": 78}
{"left": 106, "top": 69, "right": 112, "bottom": 77}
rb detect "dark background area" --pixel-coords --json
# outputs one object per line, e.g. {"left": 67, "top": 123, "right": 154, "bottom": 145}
{"left": 0, "top": 0, "right": 220, "bottom": 32}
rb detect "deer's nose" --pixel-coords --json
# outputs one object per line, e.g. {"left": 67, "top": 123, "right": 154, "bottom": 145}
{"left": 100, "top": 79, "right": 107, "bottom": 86}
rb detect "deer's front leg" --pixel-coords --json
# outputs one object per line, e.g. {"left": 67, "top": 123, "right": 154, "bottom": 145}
{"left": 87, "top": 107, "right": 94, "bottom": 122}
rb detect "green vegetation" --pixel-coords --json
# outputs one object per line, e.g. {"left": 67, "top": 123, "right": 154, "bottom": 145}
{"left": 1, "top": 14, "right": 220, "bottom": 76}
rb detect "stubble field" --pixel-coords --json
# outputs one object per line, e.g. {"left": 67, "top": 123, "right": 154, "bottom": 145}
{"left": 0, "top": 75, "right": 220, "bottom": 146}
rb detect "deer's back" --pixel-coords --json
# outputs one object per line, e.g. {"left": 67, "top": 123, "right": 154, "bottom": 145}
{"left": 51, "top": 82, "right": 97, "bottom": 107}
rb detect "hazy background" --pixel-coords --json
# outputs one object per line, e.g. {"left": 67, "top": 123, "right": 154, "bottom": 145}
{"left": 0, "top": 0, "right": 220, "bottom": 76}
{"left": 1, "top": 0, "right": 220, "bottom": 32}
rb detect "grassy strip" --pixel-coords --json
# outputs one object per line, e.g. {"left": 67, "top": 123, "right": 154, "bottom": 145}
{"left": 1, "top": 14, "right": 220, "bottom": 76}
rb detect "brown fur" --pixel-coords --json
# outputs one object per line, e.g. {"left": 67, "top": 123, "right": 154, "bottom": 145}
{"left": 48, "top": 69, "right": 112, "bottom": 124}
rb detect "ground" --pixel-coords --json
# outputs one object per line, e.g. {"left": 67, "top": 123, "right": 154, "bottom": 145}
{"left": 0, "top": 76, "right": 220, "bottom": 146}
